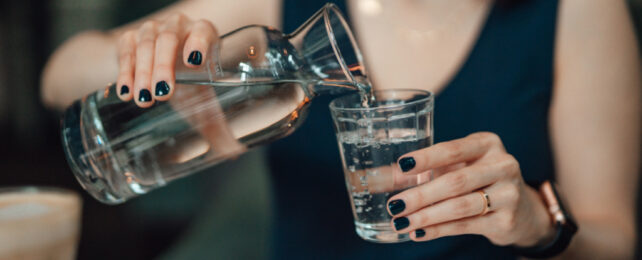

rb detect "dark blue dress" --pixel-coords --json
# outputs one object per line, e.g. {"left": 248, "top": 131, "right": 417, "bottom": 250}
{"left": 268, "top": 0, "right": 558, "bottom": 258}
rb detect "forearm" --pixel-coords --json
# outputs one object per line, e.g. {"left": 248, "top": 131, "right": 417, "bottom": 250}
{"left": 41, "top": 31, "right": 118, "bottom": 110}
{"left": 555, "top": 217, "right": 635, "bottom": 259}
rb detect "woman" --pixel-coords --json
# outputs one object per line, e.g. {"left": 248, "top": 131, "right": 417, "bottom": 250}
{"left": 42, "top": 0, "right": 640, "bottom": 258}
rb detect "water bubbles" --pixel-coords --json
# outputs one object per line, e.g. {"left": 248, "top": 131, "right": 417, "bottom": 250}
{"left": 356, "top": 142, "right": 370, "bottom": 149}
{"left": 357, "top": 118, "right": 372, "bottom": 128}
{"left": 360, "top": 175, "right": 367, "bottom": 186}
{"left": 348, "top": 165, "right": 356, "bottom": 172}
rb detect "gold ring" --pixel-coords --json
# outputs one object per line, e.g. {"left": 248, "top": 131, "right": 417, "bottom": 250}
{"left": 478, "top": 190, "right": 491, "bottom": 216}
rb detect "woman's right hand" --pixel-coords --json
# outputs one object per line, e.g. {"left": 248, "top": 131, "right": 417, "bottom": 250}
{"left": 116, "top": 14, "right": 218, "bottom": 108}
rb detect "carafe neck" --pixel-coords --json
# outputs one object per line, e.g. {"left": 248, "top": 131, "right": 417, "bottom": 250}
{"left": 286, "top": 3, "right": 368, "bottom": 95}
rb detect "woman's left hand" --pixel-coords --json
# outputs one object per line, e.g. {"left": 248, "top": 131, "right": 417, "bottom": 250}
{"left": 387, "top": 132, "right": 554, "bottom": 247}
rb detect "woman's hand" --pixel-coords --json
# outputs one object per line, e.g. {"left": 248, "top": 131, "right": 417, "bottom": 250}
{"left": 387, "top": 132, "right": 555, "bottom": 247}
{"left": 116, "top": 14, "right": 218, "bottom": 107}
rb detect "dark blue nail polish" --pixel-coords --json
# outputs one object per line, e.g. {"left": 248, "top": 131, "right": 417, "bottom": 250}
{"left": 188, "top": 51, "right": 202, "bottom": 65}
{"left": 394, "top": 217, "right": 409, "bottom": 231}
{"left": 155, "top": 81, "right": 170, "bottom": 96}
{"left": 138, "top": 89, "right": 152, "bottom": 102}
{"left": 388, "top": 200, "right": 405, "bottom": 215}
{"left": 399, "top": 157, "right": 416, "bottom": 172}
{"left": 415, "top": 229, "right": 425, "bottom": 238}
{"left": 120, "top": 85, "right": 129, "bottom": 95}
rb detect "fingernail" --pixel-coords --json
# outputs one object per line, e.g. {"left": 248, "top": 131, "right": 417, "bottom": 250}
{"left": 188, "top": 51, "right": 202, "bottom": 65}
{"left": 388, "top": 200, "right": 405, "bottom": 216}
{"left": 399, "top": 157, "right": 416, "bottom": 172}
{"left": 120, "top": 85, "right": 129, "bottom": 95}
{"left": 138, "top": 89, "right": 152, "bottom": 102}
{"left": 155, "top": 81, "right": 170, "bottom": 96}
{"left": 394, "top": 217, "right": 409, "bottom": 231}
{"left": 415, "top": 229, "right": 425, "bottom": 238}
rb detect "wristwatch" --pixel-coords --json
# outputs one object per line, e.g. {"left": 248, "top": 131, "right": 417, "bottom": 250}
{"left": 512, "top": 180, "right": 578, "bottom": 258}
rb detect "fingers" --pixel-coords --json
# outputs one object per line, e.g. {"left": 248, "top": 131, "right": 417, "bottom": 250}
{"left": 409, "top": 215, "right": 489, "bottom": 242}
{"left": 390, "top": 184, "right": 502, "bottom": 233}
{"left": 117, "top": 31, "right": 136, "bottom": 101}
{"left": 115, "top": 16, "right": 219, "bottom": 107}
{"left": 387, "top": 163, "right": 505, "bottom": 217}
{"left": 431, "top": 162, "right": 466, "bottom": 179}
{"left": 183, "top": 19, "right": 218, "bottom": 68}
{"left": 397, "top": 132, "right": 503, "bottom": 175}
{"left": 134, "top": 21, "right": 158, "bottom": 108}
{"left": 152, "top": 14, "right": 184, "bottom": 101}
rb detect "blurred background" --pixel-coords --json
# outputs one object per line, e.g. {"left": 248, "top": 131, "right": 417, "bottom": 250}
{"left": 0, "top": 0, "right": 641, "bottom": 259}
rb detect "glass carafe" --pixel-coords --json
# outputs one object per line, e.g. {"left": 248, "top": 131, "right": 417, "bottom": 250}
{"left": 61, "top": 3, "right": 368, "bottom": 204}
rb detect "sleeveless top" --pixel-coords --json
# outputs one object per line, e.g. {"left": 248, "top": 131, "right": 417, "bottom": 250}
{"left": 267, "top": 0, "right": 559, "bottom": 258}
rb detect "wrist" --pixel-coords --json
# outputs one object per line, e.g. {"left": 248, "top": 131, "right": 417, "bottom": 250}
{"left": 514, "top": 187, "right": 556, "bottom": 247}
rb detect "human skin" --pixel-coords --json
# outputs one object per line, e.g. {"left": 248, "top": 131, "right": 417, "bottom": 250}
{"left": 41, "top": 0, "right": 640, "bottom": 258}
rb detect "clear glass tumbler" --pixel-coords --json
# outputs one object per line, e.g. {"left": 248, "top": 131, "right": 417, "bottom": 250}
{"left": 329, "top": 89, "right": 433, "bottom": 243}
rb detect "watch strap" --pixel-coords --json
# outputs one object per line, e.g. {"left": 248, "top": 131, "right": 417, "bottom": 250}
{"left": 512, "top": 180, "right": 578, "bottom": 258}
{"left": 511, "top": 222, "right": 575, "bottom": 258}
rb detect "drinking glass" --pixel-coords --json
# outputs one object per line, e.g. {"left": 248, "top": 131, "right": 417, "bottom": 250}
{"left": 0, "top": 186, "right": 82, "bottom": 260}
{"left": 329, "top": 89, "right": 433, "bottom": 243}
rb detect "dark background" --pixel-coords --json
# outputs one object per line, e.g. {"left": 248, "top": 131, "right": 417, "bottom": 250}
{"left": 0, "top": 0, "right": 641, "bottom": 259}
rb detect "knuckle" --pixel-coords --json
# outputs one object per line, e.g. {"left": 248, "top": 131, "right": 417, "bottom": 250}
{"left": 193, "top": 35, "right": 210, "bottom": 46}
{"left": 500, "top": 154, "right": 519, "bottom": 172}
{"left": 118, "top": 51, "right": 133, "bottom": 62}
{"left": 454, "top": 220, "right": 469, "bottom": 233}
{"left": 499, "top": 212, "right": 517, "bottom": 232}
{"left": 481, "top": 132, "right": 501, "bottom": 144}
{"left": 473, "top": 132, "right": 501, "bottom": 147}
{"left": 506, "top": 182, "right": 520, "bottom": 197}
{"left": 153, "top": 64, "right": 173, "bottom": 74}
{"left": 167, "top": 13, "right": 186, "bottom": 24}
{"left": 137, "top": 39, "right": 155, "bottom": 50}
{"left": 118, "top": 31, "right": 136, "bottom": 46}
{"left": 141, "top": 20, "right": 158, "bottom": 30}
{"left": 136, "top": 39, "right": 156, "bottom": 53}
{"left": 412, "top": 213, "right": 428, "bottom": 227}
{"left": 157, "top": 32, "right": 179, "bottom": 45}
{"left": 135, "top": 68, "right": 152, "bottom": 79}
{"left": 445, "top": 172, "right": 468, "bottom": 194}
{"left": 453, "top": 197, "right": 472, "bottom": 216}
{"left": 409, "top": 189, "right": 426, "bottom": 208}
{"left": 503, "top": 184, "right": 520, "bottom": 206}
{"left": 498, "top": 162, "right": 518, "bottom": 179}
{"left": 491, "top": 237, "right": 512, "bottom": 246}
{"left": 444, "top": 142, "right": 464, "bottom": 161}
{"left": 137, "top": 25, "right": 157, "bottom": 42}
{"left": 194, "top": 19, "right": 216, "bottom": 30}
